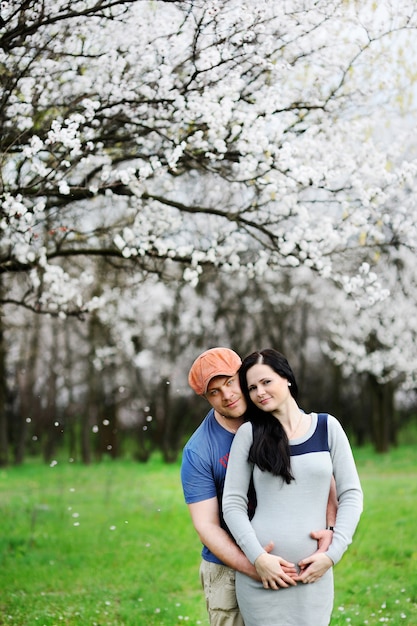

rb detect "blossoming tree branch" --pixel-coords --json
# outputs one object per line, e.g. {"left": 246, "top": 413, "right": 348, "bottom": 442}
{"left": 1, "top": 0, "right": 417, "bottom": 317}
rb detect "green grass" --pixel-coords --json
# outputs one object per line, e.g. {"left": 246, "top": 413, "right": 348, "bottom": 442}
{"left": 0, "top": 447, "right": 416, "bottom": 625}
{"left": 331, "top": 446, "right": 417, "bottom": 625}
{"left": 0, "top": 457, "right": 205, "bottom": 625}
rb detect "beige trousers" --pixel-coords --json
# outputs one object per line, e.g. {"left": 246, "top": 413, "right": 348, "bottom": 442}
{"left": 199, "top": 560, "right": 245, "bottom": 626}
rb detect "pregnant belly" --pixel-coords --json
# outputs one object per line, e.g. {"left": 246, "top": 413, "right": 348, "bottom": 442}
{"left": 252, "top": 516, "right": 321, "bottom": 564}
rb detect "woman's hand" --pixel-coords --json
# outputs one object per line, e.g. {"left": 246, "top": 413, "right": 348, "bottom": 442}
{"left": 295, "top": 552, "right": 333, "bottom": 584}
{"left": 254, "top": 552, "right": 297, "bottom": 589}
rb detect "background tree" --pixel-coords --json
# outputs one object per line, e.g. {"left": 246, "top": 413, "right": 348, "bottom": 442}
{"left": 1, "top": 0, "right": 417, "bottom": 463}
{"left": 323, "top": 248, "right": 417, "bottom": 451}
{"left": 2, "top": 0, "right": 417, "bottom": 309}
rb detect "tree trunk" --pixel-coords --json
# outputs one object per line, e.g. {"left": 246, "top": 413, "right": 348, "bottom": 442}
{"left": 160, "top": 378, "right": 177, "bottom": 463}
{"left": 368, "top": 375, "right": 395, "bottom": 452}
{"left": 43, "top": 323, "right": 60, "bottom": 463}
{"left": 0, "top": 298, "right": 9, "bottom": 467}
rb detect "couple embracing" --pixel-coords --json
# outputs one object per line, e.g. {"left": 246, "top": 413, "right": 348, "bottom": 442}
{"left": 181, "top": 347, "right": 362, "bottom": 626}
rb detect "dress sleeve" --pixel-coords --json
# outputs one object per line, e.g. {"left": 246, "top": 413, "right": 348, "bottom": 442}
{"left": 325, "top": 414, "right": 363, "bottom": 565}
{"left": 222, "top": 422, "right": 266, "bottom": 564}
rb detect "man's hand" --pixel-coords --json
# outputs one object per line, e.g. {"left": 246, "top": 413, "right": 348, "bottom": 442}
{"left": 254, "top": 552, "right": 298, "bottom": 590}
{"left": 295, "top": 552, "right": 333, "bottom": 584}
{"left": 310, "top": 528, "right": 334, "bottom": 553}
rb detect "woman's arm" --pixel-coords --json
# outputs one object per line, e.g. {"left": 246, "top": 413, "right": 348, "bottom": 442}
{"left": 223, "top": 423, "right": 297, "bottom": 587}
{"left": 297, "top": 418, "right": 362, "bottom": 584}
{"left": 324, "top": 415, "right": 363, "bottom": 566}
{"left": 223, "top": 424, "right": 265, "bottom": 563}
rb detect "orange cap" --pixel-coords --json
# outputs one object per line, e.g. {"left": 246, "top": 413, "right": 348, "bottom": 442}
{"left": 188, "top": 347, "right": 242, "bottom": 395}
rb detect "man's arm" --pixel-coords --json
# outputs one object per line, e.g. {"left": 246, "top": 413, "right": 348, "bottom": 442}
{"left": 326, "top": 475, "right": 338, "bottom": 527}
{"left": 187, "top": 497, "right": 261, "bottom": 579}
{"left": 295, "top": 476, "right": 338, "bottom": 582}
{"left": 309, "top": 475, "right": 338, "bottom": 552}
{"left": 188, "top": 499, "right": 297, "bottom": 580}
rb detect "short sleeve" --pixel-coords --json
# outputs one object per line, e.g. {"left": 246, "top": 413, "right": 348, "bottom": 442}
{"left": 181, "top": 447, "right": 217, "bottom": 504}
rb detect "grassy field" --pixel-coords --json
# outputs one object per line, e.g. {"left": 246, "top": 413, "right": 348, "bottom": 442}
{"left": 0, "top": 445, "right": 416, "bottom": 625}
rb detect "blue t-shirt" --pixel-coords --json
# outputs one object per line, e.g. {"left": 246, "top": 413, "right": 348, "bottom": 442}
{"left": 181, "top": 408, "right": 235, "bottom": 564}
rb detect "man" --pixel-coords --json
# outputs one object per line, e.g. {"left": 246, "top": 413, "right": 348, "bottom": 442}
{"left": 180, "top": 347, "right": 336, "bottom": 626}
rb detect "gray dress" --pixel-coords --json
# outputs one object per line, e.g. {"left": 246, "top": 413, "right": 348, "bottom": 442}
{"left": 222, "top": 413, "right": 363, "bottom": 626}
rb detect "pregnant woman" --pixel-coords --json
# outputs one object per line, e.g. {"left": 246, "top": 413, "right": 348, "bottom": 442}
{"left": 223, "top": 348, "right": 363, "bottom": 626}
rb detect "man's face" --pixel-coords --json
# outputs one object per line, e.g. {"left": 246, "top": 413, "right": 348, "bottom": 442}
{"left": 205, "top": 374, "right": 247, "bottom": 419}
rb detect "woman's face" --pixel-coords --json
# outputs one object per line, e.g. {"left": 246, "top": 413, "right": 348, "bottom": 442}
{"left": 246, "top": 363, "right": 290, "bottom": 413}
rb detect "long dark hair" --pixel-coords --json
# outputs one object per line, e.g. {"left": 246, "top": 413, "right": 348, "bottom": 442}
{"left": 239, "top": 349, "right": 298, "bottom": 484}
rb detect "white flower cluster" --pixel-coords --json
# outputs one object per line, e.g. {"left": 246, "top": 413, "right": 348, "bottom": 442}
{"left": 2, "top": 0, "right": 417, "bottom": 327}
